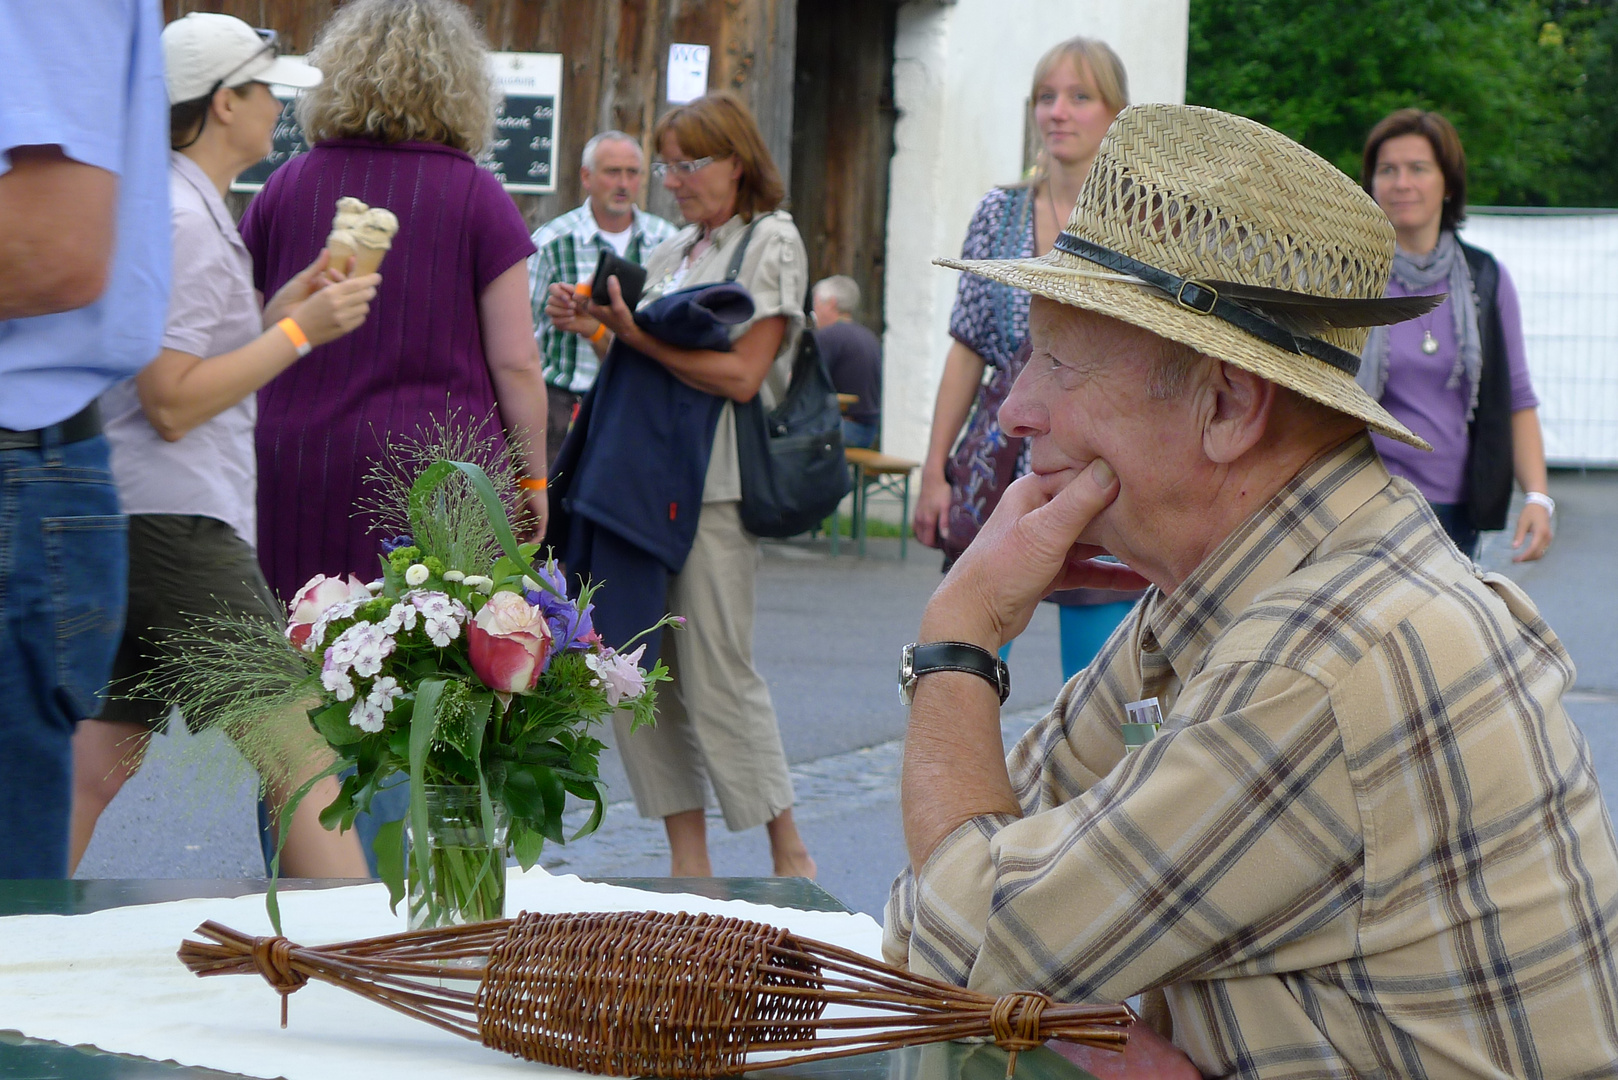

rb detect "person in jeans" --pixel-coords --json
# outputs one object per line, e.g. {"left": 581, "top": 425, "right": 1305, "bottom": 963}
{"left": 811, "top": 275, "right": 882, "bottom": 450}
{"left": 70, "top": 13, "right": 377, "bottom": 877}
{"left": 529, "top": 130, "right": 677, "bottom": 467}
{"left": 0, "top": 2, "right": 171, "bottom": 878}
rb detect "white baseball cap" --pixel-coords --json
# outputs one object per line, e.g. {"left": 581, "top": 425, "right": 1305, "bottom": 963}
{"left": 162, "top": 13, "right": 322, "bottom": 105}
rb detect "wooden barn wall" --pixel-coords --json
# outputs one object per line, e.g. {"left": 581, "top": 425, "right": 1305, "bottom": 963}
{"left": 789, "top": 1, "right": 897, "bottom": 335}
{"left": 164, "top": 0, "right": 800, "bottom": 229}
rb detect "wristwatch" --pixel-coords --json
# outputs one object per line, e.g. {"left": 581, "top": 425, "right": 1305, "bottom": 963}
{"left": 899, "top": 641, "right": 1010, "bottom": 706}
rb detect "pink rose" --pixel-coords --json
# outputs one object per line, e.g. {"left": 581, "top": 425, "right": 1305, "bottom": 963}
{"left": 286, "top": 573, "right": 371, "bottom": 649}
{"left": 468, "top": 591, "right": 553, "bottom": 693}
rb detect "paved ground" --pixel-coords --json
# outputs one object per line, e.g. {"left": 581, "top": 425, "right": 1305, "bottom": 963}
{"left": 78, "top": 470, "right": 1618, "bottom": 920}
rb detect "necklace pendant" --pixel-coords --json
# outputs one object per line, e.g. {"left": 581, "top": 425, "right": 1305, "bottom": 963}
{"left": 1421, "top": 330, "right": 1439, "bottom": 355}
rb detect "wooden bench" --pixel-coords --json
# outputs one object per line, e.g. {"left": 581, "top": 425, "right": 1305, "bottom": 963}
{"left": 832, "top": 447, "right": 920, "bottom": 559}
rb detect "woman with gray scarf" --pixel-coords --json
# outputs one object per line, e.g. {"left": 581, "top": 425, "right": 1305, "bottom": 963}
{"left": 1358, "top": 109, "right": 1552, "bottom": 561}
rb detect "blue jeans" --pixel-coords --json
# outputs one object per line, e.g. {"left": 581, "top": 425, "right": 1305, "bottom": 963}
{"left": 841, "top": 418, "right": 879, "bottom": 450}
{"left": 1428, "top": 501, "right": 1481, "bottom": 561}
{"left": 1058, "top": 601, "right": 1136, "bottom": 681}
{"left": 0, "top": 433, "right": 126, "bottom": 878}
{"left": 996, "top": 600, "right": 1138, "bottom": 682}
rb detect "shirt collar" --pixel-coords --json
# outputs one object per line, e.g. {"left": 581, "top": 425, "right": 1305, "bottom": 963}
{"left": 573, "top": 201, "right": 655, "bottom": 245}
{"left": 1142, "top": 434, "right": 1392, "bottom": 684}
{"left": 170, "top": 151, "right": 245, "bottom": 249}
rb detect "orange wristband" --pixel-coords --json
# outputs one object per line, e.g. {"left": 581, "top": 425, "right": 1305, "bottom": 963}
{"left": 588, "top": 321, "right": 608, "bottom": 344}
{"left": 518, "top": 476, "right": 548, "bottom": 491}
{"left": 277, "top": 317, "right": 312, "bottom": 357}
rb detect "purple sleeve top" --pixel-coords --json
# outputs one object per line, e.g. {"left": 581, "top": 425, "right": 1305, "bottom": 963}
{"left": 240, "top": 139, "right": 537, "bottom": 603}
{"left": 1371, "top": 262, "right": 1537, "bottom": 504}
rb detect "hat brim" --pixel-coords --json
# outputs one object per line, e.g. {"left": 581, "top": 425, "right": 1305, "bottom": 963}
{"left": 937, "top": 250, "right": 1431, "bottom": 451}
{"left": 246, "top": 55, "right": 323, "bottom": 91}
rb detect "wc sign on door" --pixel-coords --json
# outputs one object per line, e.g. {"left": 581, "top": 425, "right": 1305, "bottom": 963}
{"left": 667, "top": 43, "right": 710, "bottom": 104}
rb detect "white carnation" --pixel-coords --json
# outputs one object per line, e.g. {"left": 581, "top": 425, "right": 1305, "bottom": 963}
{"left": 348, "top": 697, "right": 386, "bottom": 733}
{"left": 405, "top": 563, "right": 430, "bottom": 586}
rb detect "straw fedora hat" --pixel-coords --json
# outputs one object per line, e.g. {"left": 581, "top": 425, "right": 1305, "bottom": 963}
{"left": 938, "top": 103, "right": 1436, "bottom": 449}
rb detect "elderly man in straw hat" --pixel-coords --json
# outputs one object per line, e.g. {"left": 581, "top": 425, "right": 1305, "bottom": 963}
{"left": 886, "top": 103, "right": 1618, "bottom": 1079}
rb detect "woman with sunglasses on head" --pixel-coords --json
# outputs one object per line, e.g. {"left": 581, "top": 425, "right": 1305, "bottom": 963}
{"left": 1360, "top": 109, "right": 1552, "bottom": 562}
{"left": 911, "top": 37, "right": 1144, "bottom": 684}
{"left": 70, "top": 13, "right": 376, "bottom": 876}
{"left": 546, "top": 91, "right": 815, "bottom": 880}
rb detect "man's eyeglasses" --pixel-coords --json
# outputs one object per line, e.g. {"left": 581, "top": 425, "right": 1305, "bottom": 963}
{"left": 208, "top": 27, "right": 279, "bottom": 99}
{"left": 651, "top": 156, "right": 715, "bottom": 179}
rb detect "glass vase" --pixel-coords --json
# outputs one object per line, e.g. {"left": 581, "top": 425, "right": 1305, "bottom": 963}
{"left": 406, "top": 784, "right": 510, "bottom": 929}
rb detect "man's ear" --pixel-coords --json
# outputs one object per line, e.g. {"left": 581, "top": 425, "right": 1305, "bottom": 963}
{"left": 1201, "top": 361, "right": 1275, "bottom": 464}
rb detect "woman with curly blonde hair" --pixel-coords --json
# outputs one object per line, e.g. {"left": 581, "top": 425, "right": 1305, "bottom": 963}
{"left": 241, "top": 0, "right": 546, "bottom": 629}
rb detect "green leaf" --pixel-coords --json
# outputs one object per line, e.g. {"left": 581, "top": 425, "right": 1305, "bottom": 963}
{"left": 511, "top": 824, "right": 546, "bottom": 870}
{"left": 500, "top": 763, "right": 546, "bottom": 822}
{"left": 310, "top": 701, "right": 366, "bottom": 746}
{"left": 264, "top": 755, "right": 348, "bottom": 935}
{"left": 374, "top": 818, "right": 406, "bottom": 912}
{"left": 407, "top": 459, "right": 561, "bottom": 596}
{"left": 569, "top": 782, "right": 607, "bottom": 842}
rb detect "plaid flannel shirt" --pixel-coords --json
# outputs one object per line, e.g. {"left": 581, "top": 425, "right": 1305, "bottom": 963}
{"left": 885, "top": 435, "right": 1618, "bottom": 1079}
{"left": 527, "top": 202, "right": 678, "bottom": 394}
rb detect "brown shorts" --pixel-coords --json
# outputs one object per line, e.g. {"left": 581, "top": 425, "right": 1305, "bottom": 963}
{"left": 99, "top": 514, "right": 281, "bottom": 731}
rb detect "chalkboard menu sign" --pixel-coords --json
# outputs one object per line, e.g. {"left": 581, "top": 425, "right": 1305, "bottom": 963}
{"left": 231, "top": 52, "right": 562, "bottom": 195}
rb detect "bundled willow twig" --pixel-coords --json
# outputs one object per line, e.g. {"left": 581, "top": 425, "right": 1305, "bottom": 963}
{"left": 178, "top": 909, "right": 1134, "bottom": 1078}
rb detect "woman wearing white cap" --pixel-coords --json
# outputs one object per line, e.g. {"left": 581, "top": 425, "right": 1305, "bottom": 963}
{"left": 70, "top": 13, "right": 378, "bottom": 877}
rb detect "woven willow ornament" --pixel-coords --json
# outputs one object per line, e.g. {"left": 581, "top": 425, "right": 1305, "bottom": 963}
{"left": 179, "top": 910, "right": 1135, "bottom": 1078}
{"left": 939, "top": 103, "right": 1440, "bottom": 450}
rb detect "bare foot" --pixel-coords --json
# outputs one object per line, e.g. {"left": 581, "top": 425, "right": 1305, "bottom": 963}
{"left": 772, "top": 849, "right": 817, "bottom": 879}
{"left": 766, "top": 809, "right": 816, "bottom": 879}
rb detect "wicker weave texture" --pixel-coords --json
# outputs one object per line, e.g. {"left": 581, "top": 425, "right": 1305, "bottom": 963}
{"left": 178, "top": 910, "right": 1136, "bottom": 1079}
{"left": 937, "top": 102, "right": 1432, "bottom": 449}
{"left": 1073, "top": 105, "right": 1395, "bottom": 354}
{"left": 478, "top": 911, "right": 821, "bottom": 1077}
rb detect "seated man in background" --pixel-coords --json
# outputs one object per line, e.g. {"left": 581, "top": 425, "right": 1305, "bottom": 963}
{"left": 812, "top": 275, "right": 882, "bottom": 449}
{"left": 886, "top": 103, "right": 1618, "bottom": 1079}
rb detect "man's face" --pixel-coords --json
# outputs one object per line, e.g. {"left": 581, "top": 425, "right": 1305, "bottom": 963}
{"left": 1000, "top": 299, "right": 1206, "bottom": 561}
{"left": 811, "top": 292, "right": 841, "bottom": 328}
{"left": 582, "top": 139, "right": 644, "bottom": 219}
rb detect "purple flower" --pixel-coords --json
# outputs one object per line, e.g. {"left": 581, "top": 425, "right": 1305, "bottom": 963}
{"left": 524, "top": 562, "right": 595, "bottom": 657}
{"left": 380, "top": 534, "right": 415, "bottom": 554}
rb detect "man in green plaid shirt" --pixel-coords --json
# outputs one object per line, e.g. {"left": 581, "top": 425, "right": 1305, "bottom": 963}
{"left": 528, "top": 130, "right": 677, "bottom": 465}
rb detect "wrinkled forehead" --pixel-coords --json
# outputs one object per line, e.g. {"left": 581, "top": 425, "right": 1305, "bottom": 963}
{"left": 1030, "top": 296, "right": 1159, "bottom": 360}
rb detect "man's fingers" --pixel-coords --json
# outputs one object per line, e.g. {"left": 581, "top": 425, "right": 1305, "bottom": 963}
{"left": 1019, "top": 458, "right": 1119, "bottom": 549}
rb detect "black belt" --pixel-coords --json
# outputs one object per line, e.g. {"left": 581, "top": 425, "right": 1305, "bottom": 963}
{"left": 0, "top": 400, "right": 103, "bottom": 451}
{"left": 1051, "top": 233, "right": 1364, "bottom": 377}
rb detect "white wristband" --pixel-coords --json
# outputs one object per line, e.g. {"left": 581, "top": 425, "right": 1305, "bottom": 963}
{"left": 1524, "top": 491, "right": 1555, "bottom": 515}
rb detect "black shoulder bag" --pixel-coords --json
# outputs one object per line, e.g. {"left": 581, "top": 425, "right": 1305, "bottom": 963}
{"left": 725, "top": 216, "right": 850, "bottom": 538}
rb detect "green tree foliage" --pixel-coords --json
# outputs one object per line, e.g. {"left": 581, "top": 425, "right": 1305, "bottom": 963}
{"left": 1187, "top": 0, "right": 1618, "bottom": 207}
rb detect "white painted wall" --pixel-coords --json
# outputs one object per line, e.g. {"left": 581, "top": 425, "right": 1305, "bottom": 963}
{"left": 881, "top": 0, "right": 1190, "bottom": 465}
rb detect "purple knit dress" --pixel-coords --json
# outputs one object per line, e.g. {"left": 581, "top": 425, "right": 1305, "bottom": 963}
{"left": 240, "top": 139, "right": 536, "bottom": 604}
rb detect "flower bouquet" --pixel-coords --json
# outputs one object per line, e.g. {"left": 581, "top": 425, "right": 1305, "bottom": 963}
{"left": 152, "top": 453, "right": 673, "bottom": 932}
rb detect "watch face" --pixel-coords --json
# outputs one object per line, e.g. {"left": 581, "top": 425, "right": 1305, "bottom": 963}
{"left": 898, "top": 643, "right": 917, "bottom": 706}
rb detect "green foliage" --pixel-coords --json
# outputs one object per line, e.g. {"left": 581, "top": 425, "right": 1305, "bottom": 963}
{"left": 1187, "top": 0, "right": 1618, "bottom": 207}
{"left": 143, "top": 445, "right": 679, "bottom": 932}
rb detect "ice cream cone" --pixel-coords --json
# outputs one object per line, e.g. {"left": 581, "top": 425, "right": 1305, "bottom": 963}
{"left": 326, "top": 199, "right": 398, "bottom": 278}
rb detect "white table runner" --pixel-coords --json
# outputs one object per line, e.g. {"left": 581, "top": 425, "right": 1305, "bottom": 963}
{"left": 0, "top": 867, "right": 885, "bottom": 1079}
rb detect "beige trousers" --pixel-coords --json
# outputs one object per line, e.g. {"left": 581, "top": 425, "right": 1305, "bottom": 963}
{"left": 612, "top": 500, "right": 796, "bottom": 830}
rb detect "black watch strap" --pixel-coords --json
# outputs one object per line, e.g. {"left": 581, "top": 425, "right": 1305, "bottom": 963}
{"left": 901, "top": 641, "right": 1010, "bottom": 705}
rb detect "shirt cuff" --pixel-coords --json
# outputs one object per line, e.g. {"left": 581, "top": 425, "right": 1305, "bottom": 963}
{"left": 881, "top": 811, "right": 1020, "bottom": 986}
